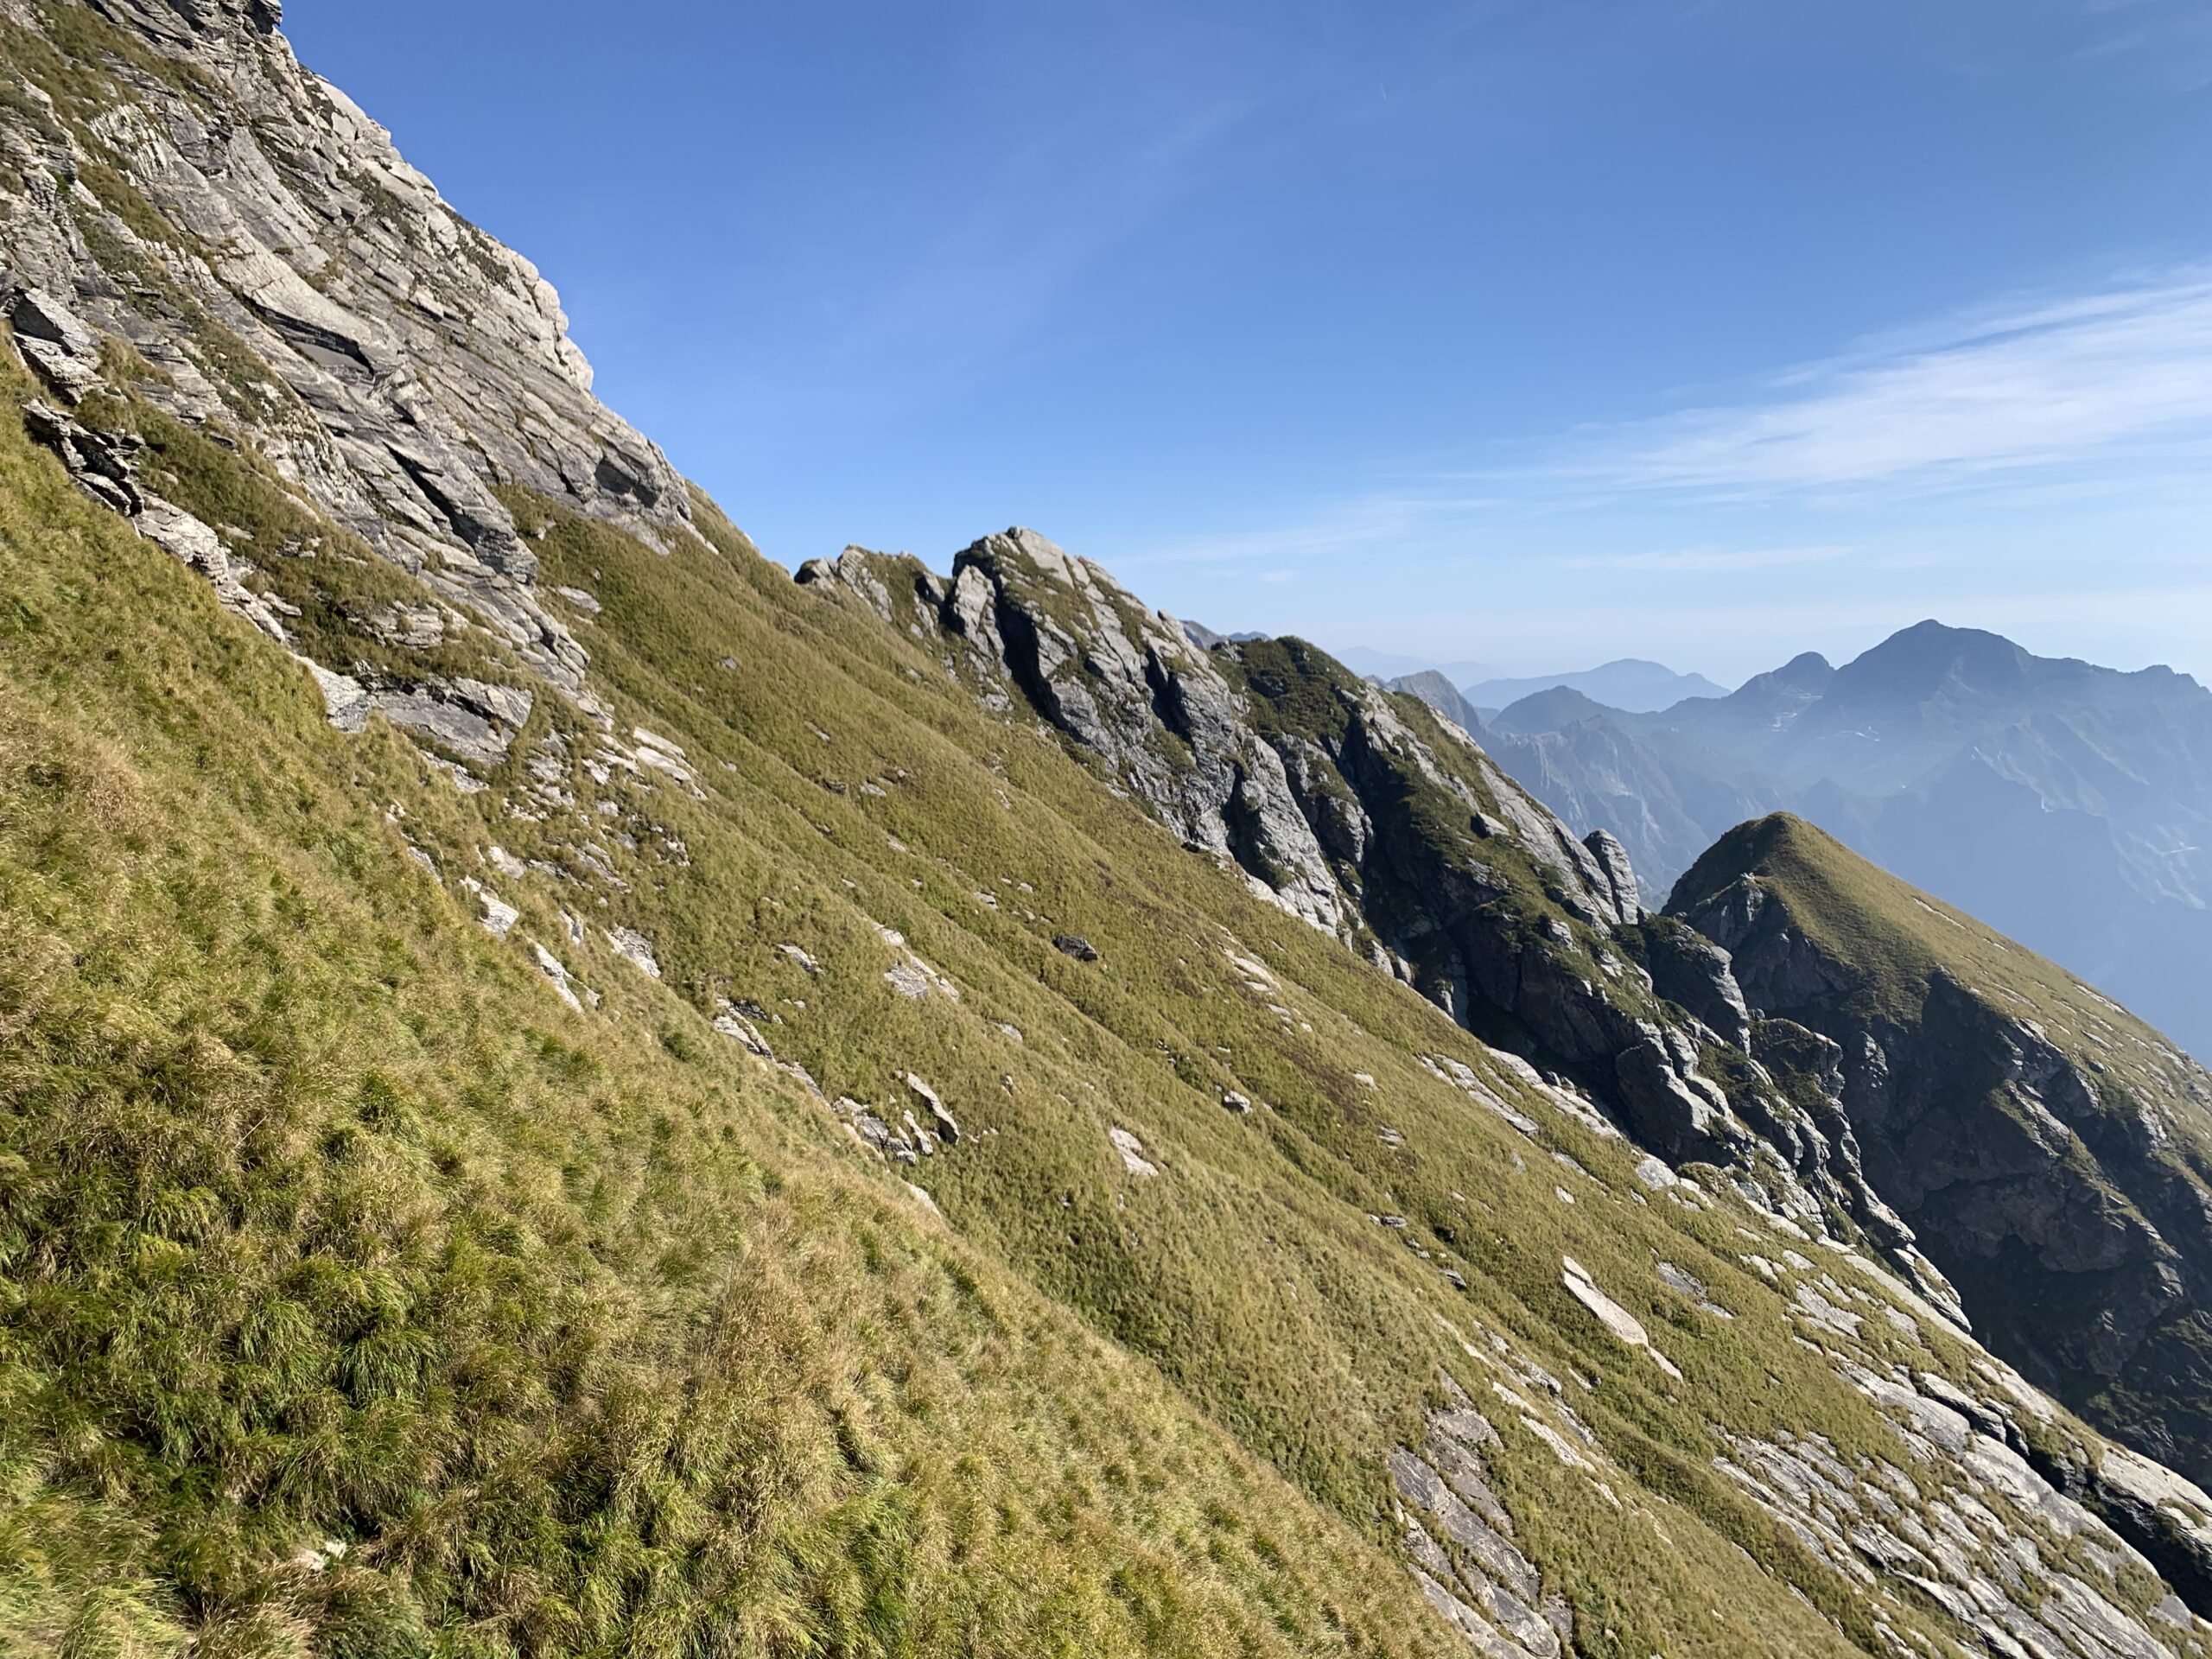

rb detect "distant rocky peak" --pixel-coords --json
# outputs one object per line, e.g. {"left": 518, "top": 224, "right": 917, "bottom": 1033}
{"left": 1770, "top": 649, "right": 1835, "bottom": 689}
{"left": 1486, "top": 684, "right": 1615, "bottom": 736}
{"left": 1836, "top": 619, "right": 2032, "bottom": 700}
{"left": 1385, "top": 671, "right": 1483, "bottom": 735}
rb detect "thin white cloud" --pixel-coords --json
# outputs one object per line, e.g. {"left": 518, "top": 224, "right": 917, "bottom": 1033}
{"left": 1117, "top": 490, "right": 1504, "bottom": 568}
{"left": 2074, "top": 0, "right": 2212, "bottom": 89}
{"left": 1560, "top": 544, "right": 1853, "bottom": 572}
{"left": 1134, "top": 270, "right": 2212, "bottom": 583}
{"left": 1563, "top": 267, "right": 2212, "bottom": 499}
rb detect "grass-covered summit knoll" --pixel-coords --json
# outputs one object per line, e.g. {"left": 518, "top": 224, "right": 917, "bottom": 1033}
{"left": 9, "top": 2, "right": 2212, "bottom": 1656}
{"left": 1669, "top": 817, "right": 2212, "bottom": 1541}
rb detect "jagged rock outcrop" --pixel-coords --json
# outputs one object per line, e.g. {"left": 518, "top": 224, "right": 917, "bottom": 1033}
{"left": 1719, "top": 1357, "right": 2209, "bottom": 1659}
{"left": 0, "top": 0, "right": 692, "bottom": 709}
{"left": 805, "top": 532, "right": 1356, "bottom": 933}
{"left": 796, "top": 534, "right": 1955, "bottom": 1302}
{"left": 1672, "top": 812, "right": 2212, "bottom": 1581}
{"left": 1391, "top": 1374, "right": 1573, "bottom": 1658}
{"left": 1634, "top": 912, "right": 1752, "bottom": 1051}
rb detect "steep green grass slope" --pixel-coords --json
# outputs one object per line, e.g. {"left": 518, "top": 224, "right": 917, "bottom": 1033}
{"left": 0, "top": 389, "right": 1474, "bottom": 1657}
{"left": 5, "top": 343, "right": 2208, "bottom": 1655}
{"left": 4, "top": 5, "right": 2212, "bottom": 1652}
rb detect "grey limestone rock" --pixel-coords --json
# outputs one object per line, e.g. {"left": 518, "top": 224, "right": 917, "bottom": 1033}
{"left": 801, "top": 526, "right": 1960, "bottom": 1298}
{"left": 365, "top": 679, "right": 533, "bottom": 768}
{"left": 1639, "top": 916, "right": 1753, "bottom": 1052}
{"left": 905, "top": 1073, "right": 960, "bottom": 1145}
{"left": 1389, "top": 1390, "right": 1564, "bottom": 1658}
{"left": 604, "top": 927, "right": 660, "bottom": 979}
{"left": 1581, "top": 829, "right": 1642, "bottom": 925}
{"left": 7, "top": 286, "right": 102, "bottom": 402}
{"left": 0, "top": 0, "right": 705, "bottom": 710}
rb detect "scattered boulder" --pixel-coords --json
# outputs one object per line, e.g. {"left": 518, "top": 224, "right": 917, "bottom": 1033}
{"left": 1053, "top": 934, "right": 1100, "bottom": 963}
{"left": 530, "top": 943, "right": 582, "bottom": 1011}
{"left": 459, "top": 879, "right": 518, "bottom": 938}
{"left": 7, "top": 286, "right": 102, "bottom": 402}
{"left": 906, "top": 1074, "right": 960, "bottom": 1144}
{"left": 1109, "top": 1126, "right": 1158, "bottom": 1178}
{"left": 712, "top": 1001, "right": 774, "bottom": 1057}
{"left": 832, "top": 1097, "right": 919, "bottom": 1165}
{"left": 604, "top": 927, "right": 659, "bottom": 978}
{"left": 1560, "top": 1257, "right": 1681, "bottom": 1379}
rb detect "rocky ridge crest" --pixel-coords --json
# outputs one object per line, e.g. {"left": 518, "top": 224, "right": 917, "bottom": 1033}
{"left": 798, "top": 534, "right": 1953, "bottom": 1306}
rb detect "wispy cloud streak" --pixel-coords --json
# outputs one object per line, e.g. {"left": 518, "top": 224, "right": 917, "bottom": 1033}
{"left": 1560, "top": 544, "right": 1853, "bottom": 572}
{"left": 1563, "top": 268, "right": 2212, "bottom": 499}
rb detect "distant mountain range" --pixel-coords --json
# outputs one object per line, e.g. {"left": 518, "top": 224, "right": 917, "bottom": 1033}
{"left": 1339, "top": 647, "right": 1731, "bottom": 714}
{"left": 1331, "top": 644, "right": 1503, "bottom": 683}
{"left": 1464, "top": 658, "right": 1732, "bottom": 715}
{"left": 1395, "top": 621, "right": 2212, "bottom": 1061}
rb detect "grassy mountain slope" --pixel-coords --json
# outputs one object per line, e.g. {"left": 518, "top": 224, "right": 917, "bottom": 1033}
{"left": 0, "top": 345, "right": 2196, "bottom": 1657}
{"left": 4, "top": 5, "right": 2212, "bottom": 1656}
{"left": 1670, "top": 817, "right": 2212, "bottom": 1504}
{"left": 0, "top": 392, "right": 1485, "bottom": 1659}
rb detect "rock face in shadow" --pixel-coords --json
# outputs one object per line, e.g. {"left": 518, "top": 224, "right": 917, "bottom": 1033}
{"left": 798, "top": 537, "right": 1950, "bottom": 1302}
{"left": 1671, "top": 816, "right": 2212, "bottom": 1529}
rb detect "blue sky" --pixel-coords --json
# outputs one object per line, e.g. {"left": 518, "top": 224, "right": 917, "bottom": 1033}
{"left": 287, "top": 0, "right": 2212, "bottom": 686}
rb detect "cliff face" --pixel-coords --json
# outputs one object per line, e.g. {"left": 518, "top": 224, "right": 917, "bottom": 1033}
{"left": 0, "top": 0, "right": 688, "bottom": 714}
{"left": 1670, "top": 816, "right": 2212, "bottom": 1570}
